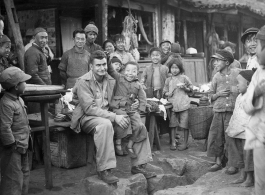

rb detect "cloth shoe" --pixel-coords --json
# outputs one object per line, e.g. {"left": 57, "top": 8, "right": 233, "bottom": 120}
{"left": 131, "top": 166, "right": 156, "bottom": 179}
{"left": 97, "top": 169, "right": 119, "bottom": 184}
{"left": 225, "top": 167, "right": 238, "bottom": 175}
{"left": 208, "top": 163, "right": 222, "bottom": 172}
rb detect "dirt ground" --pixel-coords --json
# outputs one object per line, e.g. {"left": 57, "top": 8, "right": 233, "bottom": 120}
{"left": 27, "top": 134, "right": 253, "bottom": 195}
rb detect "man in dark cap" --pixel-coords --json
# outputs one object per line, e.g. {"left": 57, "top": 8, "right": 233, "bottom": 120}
{"left": 84, "top": 22, "right": 103, "bottom": 54}
{"left": 0, "top": 35, "right": 12, "bottom": 74}
{"left": 24, "top": 27, "right": 51, "bottom": 85}
{"left": 207, "top": 49, "right": 241, "bottom": 173}
{"left": 241, "top": 27, "right": 259, "bottom": 70}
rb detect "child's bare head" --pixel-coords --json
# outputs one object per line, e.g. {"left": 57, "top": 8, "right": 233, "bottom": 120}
{"left": 124, "top": 61, "right": 139, "bottom": 81}
{"left": 149, "top": 47, "right": 161, "bottom": 64}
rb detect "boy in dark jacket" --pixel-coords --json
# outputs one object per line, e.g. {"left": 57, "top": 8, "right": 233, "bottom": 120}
{"left": 0, "top": 67, "right": 31, "bottom": 195}
{"left": 0, "top": 35, "right": 12, "bottom": 73}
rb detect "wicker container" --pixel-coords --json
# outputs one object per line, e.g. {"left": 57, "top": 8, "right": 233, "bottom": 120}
{"left": 188, "top": 106, "right": 213, "bottom": 140}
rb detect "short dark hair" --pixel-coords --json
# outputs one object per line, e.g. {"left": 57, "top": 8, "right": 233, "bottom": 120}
{"left": 90, "top": 50, "right": 107, "bottom": 64}
{"left": 73, "top": 28, "right": 86, "bottom": 38}
{"left": 124, "top": 61, "right": 139, "bottom": 70}
{"left": 167, "top": 57, "right": 184, "bottom": 74}
{"left": 103, "top": 39, "right": 115, "bottom": 50}
{"left": 114, "top": 34, "right": 125, "bottom": 43}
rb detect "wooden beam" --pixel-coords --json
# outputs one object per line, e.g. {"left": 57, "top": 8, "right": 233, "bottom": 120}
{"left": 238, "top": 14, "right": 243, "bottom": 59}
{"left": 223, "top": 15, "right": 228, "bottom": 41}
{"left": 108, "top": 0, "right": 155, "bottom": 12}
{"left": 102, "top": 0, "right": 108, "bottom": 42}
{"left": 4, "top": 0, "right": 25, "bottom": 70}
{"left": 203, "top": 19, "right": 208, "bottom": 65}
{"left": 162, "top": 5, "right": 175, "bottom": 43}
{"left": 154, "top": 4, "right": 160, "bottom": 47}
{"left": 183, "top": 20, "right": 187, "bottom": 51}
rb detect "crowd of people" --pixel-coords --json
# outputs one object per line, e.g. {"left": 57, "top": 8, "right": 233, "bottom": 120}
{"left": 0, "top": 20, "right": 264, "bottom": 195}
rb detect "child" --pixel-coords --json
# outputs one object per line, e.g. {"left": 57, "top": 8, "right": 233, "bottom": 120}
{"left": 141, "top": 47, "right": 169, "bottom": 99}
{"left": 0, "top": 67, "right": 32, "bottom": 195}
{"left": 225, "top": 70, "right": 254, "bottom": 187}
{"left": 0, "top": 35, "right": 12, "bottom": 73}
{"left": 109, "top": 34, "right": 135, "bottom": 67}
{"left": 243, "top": 25, "right": 265, "bottom": 195}
{"left": 241, "top": 27, "right": 259, "bottom": 70}
{"left": 207, "top": 49, "right": 240, "bottom": 172}
{"left": 163, "top": 58, "right": 193, "bottom": 151}
{"left": 108, "top": 60, "right": 148, "bottom": 159}
{"left": 110, "top": 56, "right": 122, "bottom": 72}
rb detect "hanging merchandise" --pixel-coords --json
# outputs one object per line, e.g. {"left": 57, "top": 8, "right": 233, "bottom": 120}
{"left": 138, "top": 15, "right": 153, "bottom": 46}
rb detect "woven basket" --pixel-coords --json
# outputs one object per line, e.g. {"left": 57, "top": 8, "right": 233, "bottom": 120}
{"left": 188, "top": 106, "right": 213, "bottom": 140}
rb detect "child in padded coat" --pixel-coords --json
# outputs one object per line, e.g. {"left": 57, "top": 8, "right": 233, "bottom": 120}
{"left": 0, "top": 67, "right": 32, "bottom": 195}
{"left": 108, "top": 60, "right": 148, "bottom": 159}
{"left": 163, "top": 57, "right": 193, "bottom": 151}
{"left": 243, "top": 25, "right": 265, "bottom": 195}
{"left": 225, "top": 70, "right": 254, "bottom": 187}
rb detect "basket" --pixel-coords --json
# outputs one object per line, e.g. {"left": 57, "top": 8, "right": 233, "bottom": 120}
{"left": 188, "top": 106, "right": 213, "bottom": 140}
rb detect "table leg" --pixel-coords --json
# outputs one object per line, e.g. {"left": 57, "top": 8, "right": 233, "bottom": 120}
{"left": 40, "top": 103, "right": 53, "bottom": 189}
{"left": 148, "top": 114, "right": 161, "bottom": 150}
{"left": 148, "top": 114, "right": 155, "bottom": 150}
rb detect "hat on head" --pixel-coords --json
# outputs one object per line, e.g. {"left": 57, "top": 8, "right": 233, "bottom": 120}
{"left": 26, "top": 28, "right": 34, "bottom": 36}
{"left": 34, "top": 27, "right": 47, "bottom": 36}
{"left": 211, "top": 49, "right": 234, "bottom": 64}
{"left": 149, "top": 47, "right": 161, "bottom": 55}
{"left": 159, "top": 39, "right": 171, "bottom": 47}
{"left": 0, "top": 35, "right": 10, "bottom": 44}
{"left": 256, "top": 25, "right": 265, "bottom": 41}
{"left": 239, "top": 70, "right": 255, "bottom": 82}
{"left": 84, "top": 22, "right": 98, "bottom": 34}
{"left": 0, "top": 67, "right": 31, "bottom": 89}
{"left": 171, "top": 42, "right": 181, "bottom": 53}
{"left": 241, "top": 27, "right": 259, "bottom": 43}
{"left": 111, "top": 56, "right": 122, "bottom": 64}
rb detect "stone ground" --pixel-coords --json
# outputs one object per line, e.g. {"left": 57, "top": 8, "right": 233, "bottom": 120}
{"left": 28, "top": 134, "right": 254, "bottom": 195}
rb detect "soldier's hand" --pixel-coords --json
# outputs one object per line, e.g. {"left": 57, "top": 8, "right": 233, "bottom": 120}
{"left": 115, "top": 115, "right": 130, "bottom": 129}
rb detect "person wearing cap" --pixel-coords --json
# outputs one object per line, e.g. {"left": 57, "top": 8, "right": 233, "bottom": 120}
{"left": 141, "top": 47, "right": 169, "bottom": 98}
{"left": 211, "top": 41, "right": 242, "bottom": 78}
{"left": 241, "top": 27, "right": 260, "bottom": 70}
{"left": 110, "top": 56, "right": 122, "bottom": 72}
{"left": 160, "top": 39, "right": 171, "bottom": 64}
{"left": 84, "top": 22, "right": 103, "bottom": 54}
{"left": 70, "top": 50, "right": 154, "bottom": 184}
{"left": 207, "top": 49, "right": 241, "bottom": 172}
{"left": 109, "top": 34, "right": 135, "bottom": 67}
{"left": 0, "top": 34, "right": 12, "bottom": 73}
{"left": 0, "top": 67, "right": 32, "bottom": 195}
{"left": 24, "top": 27, "right": 51, "bottom": 85}
{"left": 243, "top": 25, "right": 265, "bottom": 195}
{"left": 225, "top": 70, "right": 254, "bottom": 187}
{"left": 58, "top": 28, "right": 90, "bottom": 89}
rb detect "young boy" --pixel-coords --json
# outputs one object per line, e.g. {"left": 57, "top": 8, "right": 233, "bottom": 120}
{"left": 0, "top": 35, "right": 12, "bottom": 73}
{"left": 108, "top": 60, "right": 149, "bottom": 160}
{"left": 110, "top": 56, "right": 122, "bottom": 72}
{"left": 109, "top": 34, "right": 135, "bottom": 66}
{"left": 207, "top": 49, "right": 240, "bottom": 172}
{"left": 0, "top": 67, "right": 32, "bottom": 195}
{"left": 225, "top": 70, "right": 254, "bottom": 187}
{"left": 243, "top": 25, "right": 265, "bottom": 195}
{"left": 141, "top": 47, "right": 169, "bottom": 99}
{"left": 241, "top": 27, "right": 259, "bottom": 70}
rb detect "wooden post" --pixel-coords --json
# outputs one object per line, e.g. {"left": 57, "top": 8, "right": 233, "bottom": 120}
{"left": 238, "top": 14, "right": 243, "bottom": 59}
{"left": 162, "top": 5, "right": 175, "bottom": 43}
{"left": 4, "top": 0, "right": 25, "bottom": 70}
{"left": 183, "top": 20, "right": 187, "bottom": 51}
{"left": 101, "top": 0, "right": 108, "bottom": 42}
{"left": 223, "top": 15, "right": 228, "bottom": 41}
{"left": 153, "top": 4, "right": 160, "bottom": 47}
{"left": 203, "top": 19, "right": 208, "bottom": 81}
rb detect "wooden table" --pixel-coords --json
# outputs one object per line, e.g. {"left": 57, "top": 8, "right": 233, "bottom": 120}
{"left": 148, "top": 103, "right": 172, "bottom": 150}
{"left": 22, "top": 85, "right": 68, "bottom": 189}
